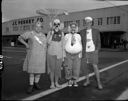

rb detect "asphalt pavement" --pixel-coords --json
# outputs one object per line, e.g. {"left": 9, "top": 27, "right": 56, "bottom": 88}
{"left": 1, "top": 47, "right": 128, "bottom": 100}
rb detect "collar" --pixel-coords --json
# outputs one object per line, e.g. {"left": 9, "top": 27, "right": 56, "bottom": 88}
{"left": 86, "top": 28, "right": 92, "bottom": 31}
{"left": 69, "top": 32, "right": 77, "bottom": 35}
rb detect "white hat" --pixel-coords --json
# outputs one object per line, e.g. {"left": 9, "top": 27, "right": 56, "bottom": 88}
{"left": 85, "top": 17, "right": 93, "bottom": 21}
{"left": 53, "top": 19, "right": 60, "bottom": 24}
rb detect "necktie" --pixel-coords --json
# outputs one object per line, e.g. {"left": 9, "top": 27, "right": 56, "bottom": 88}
{"left": 71, "top": 35, "right": 75, "bottom": 46}
{"left": 86, "top": 31, "right": 91, "bottom": 42}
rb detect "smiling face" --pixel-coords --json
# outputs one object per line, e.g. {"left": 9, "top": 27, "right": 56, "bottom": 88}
{"left": 70, "top": 24, "right": 77, "bottom": 34}
{"left": 85, "top": 20, "right": 92, "bottom": 29}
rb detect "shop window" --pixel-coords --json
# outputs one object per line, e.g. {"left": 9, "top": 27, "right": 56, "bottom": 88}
{"left": 5, "top": 27, "right": 9, "bottom": 33}
{"left": 117, "top": 16, "right": 120, "bottom": 24}
{"left": 107, "top": 16, "right": 120, "bottom": 25}
{"left": 76, "top": 20, "right": 80, "bottom": 27}
{"left": 13, "top": 26, "right": 19, "bottom": 31}
{"left": 64, "top": 21, "right": 73, "bottom": 28}
{"left": 98, "top": 18, "right": 103, "bottom": 25}
{"left": 23, "top": 25, "right": 30, "bottom": 31}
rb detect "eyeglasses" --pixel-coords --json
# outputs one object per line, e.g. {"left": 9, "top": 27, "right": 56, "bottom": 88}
{"left": 54, "top": 23, "right": 60, "bottom": 26}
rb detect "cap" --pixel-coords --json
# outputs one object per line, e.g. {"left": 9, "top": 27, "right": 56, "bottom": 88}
{"left": 70, "top": 22, "right": 77, "bottom": 27}
{"left": 85, "top": 17, "right": 93, "bottom": 22}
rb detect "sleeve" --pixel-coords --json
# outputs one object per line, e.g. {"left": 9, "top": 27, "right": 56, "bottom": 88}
{"left": 20, "top": 31, "right": 31, "bottom": 40}
{"left": 79, "top": 30, "right": 84, "bottom": 45}
{"left": 64, "top": 34, "right": 68, "bottom": 41}
{"left": 79, "top": 30, "right": 86, "bottom": 57}
{"left": 77, "top": 34, "right": 81, "bottom": 42}
{"left": 79, "top": 51, "right": 82, "bottom": 58}
{"left": 47, "top": 31, "right": 52, "bottom": 44}
{"left": 97, "top": 30, "right": 101, "bottom": 51}
{"left": 61, "top": 32, "right": 66, "bottom": 60}
{"left": 78, "top": 34, "right": 82, "bottom": 58}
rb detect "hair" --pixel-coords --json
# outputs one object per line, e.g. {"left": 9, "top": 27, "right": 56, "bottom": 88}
{"left": 68, "top": 22, "right": 78, "bottom": 33}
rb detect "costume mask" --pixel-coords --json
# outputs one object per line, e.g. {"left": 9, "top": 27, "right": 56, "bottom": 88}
{"left": 51, "top": 19, "right": 62, "bottom": 42}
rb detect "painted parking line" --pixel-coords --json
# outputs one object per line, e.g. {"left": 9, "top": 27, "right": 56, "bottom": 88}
{"left": 21, "top": 59, "right": 128, "bottom": 101}
{"left": 116, "top": 88, "right": 128, "bottom": 100}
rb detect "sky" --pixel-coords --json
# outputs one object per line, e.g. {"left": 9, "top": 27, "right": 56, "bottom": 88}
{"left": 2, "top": 0, "right": 128, "bottom": 22}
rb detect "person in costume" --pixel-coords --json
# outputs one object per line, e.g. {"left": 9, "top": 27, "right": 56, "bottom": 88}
{"left": 47, "top": 19, "right": 65, "bottom": 88}
{"left": 64, "top": 22, "right": 82, "bottom": 87}
{"left": 80, "top": 17, "right": 103, "bottom": 89}
{"left": 18, "top": 21, "right": 47, "bottom": 93}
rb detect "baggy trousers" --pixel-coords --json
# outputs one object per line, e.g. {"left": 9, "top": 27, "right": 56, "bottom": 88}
{"left": 65, "top": 52, "right": 81, "bottom": 80}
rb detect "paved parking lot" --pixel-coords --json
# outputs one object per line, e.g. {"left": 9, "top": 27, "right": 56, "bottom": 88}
{"left": 1, "top": 47, "right": 128, "bottom": 100}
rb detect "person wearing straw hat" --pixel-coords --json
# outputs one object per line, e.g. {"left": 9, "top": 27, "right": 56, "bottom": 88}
{"left": 64, "top": 22, "right": 82, "bottom": 87}
{"left": 18, "top": 21, "right": 47, "bottom": 94}
{"left": 80, "top": 17, "right": 103, "bottom": 90}
{"left": 47, "top": 19, "right": 65, "bottom": 89}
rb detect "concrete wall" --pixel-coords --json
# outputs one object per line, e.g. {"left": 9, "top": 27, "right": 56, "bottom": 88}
{"left": 2, "top": 5, "right": 128, "bottom": 36}
{"left": 60, "top": 5, "right": 128, "bottom": 33}
{"left": 2, "top": 16, "right": 48, "bottom": 36}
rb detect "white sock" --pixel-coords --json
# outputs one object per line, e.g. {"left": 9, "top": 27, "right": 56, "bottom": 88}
{"left": 34, "top": 74, "right": 40, "bottom": 83}
{"left": 29, "top": 74, "right": 34, "bottom": 85}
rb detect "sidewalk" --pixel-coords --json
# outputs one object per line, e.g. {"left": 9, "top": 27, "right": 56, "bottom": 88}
{"left": 116, "top": 88, "right": 128, "bottom": 100}
{"left": 2, "top": 49, "right": 128, "bottom": 100}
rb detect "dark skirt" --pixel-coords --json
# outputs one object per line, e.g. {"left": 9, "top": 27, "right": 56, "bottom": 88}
{"left": 85, "top": 51, "right": 98, "bottom": 64}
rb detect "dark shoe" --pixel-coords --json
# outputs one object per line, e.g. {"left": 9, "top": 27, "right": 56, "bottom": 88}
{"left": 34, "top": 83, "right": 41, "bottom": 90}
{"left": 97, "top": 84, "right": 103, "bottom": 90}
{"left": 83, "top": 81, "right": 90, "bottom": 87}
{"left": 27, "top": 85, "right": 33, "bottom": 94}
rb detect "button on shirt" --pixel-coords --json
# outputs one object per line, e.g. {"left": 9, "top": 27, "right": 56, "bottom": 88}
{"left": 86, "top": 29, "right": 95, "bottom": 52}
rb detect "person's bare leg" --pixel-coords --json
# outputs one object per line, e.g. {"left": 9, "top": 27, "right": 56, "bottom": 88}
{"left": 55, "top": 59, "right": 62, "bottom": 88}
{"left": 83, "top": 62, "right": 90, "bottom": 86}
{"left": 55, "top": 76, "right": 61, "bottom": 88}
{"left": 93, "top": 64, "right": 103, "bottom": 89}
{"left": 49, "top": 56, "right": 56, "bottom": 89}
{"left": 50, "top": 72, "right": 55, "bottom": 89}
{"left": 84, "top": 74, "right": 90, "bottom": 86}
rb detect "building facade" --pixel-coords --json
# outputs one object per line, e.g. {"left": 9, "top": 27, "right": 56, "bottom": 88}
{"left": 2, "top": 5, "right": 128, "bottom": 48}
